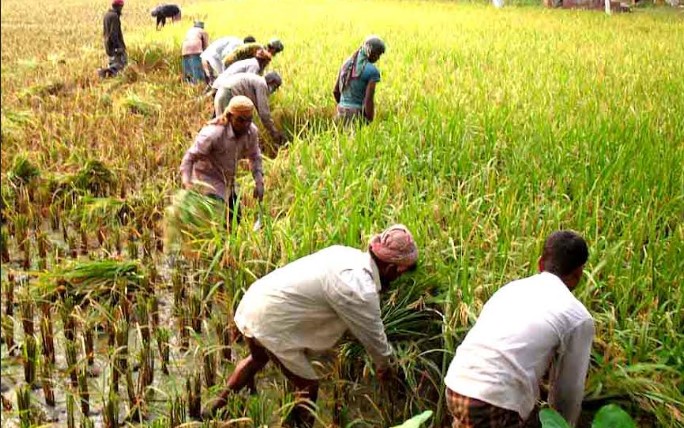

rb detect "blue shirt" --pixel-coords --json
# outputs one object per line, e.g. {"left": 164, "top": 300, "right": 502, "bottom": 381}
{"left": 339, "top": 62, "right": 381, "bottom": 109}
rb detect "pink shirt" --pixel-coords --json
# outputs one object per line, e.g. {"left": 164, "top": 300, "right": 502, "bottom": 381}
{"left": 180, "top": 123, "right": 263, "bottom": 198}
{"left": 181, "top": 27, "right": 209, "bottom": 56}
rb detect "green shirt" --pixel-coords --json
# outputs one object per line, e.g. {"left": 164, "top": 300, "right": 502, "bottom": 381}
{"left": 223, "top": 43, "right": 263, "bottom": 67}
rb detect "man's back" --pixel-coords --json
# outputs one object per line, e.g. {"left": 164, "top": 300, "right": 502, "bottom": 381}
{"left": 445, "top": 272, "right": 593, "bottom": 420}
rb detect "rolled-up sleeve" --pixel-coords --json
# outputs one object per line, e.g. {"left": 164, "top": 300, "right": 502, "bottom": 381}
{"left": 326, "top": 269, "right": 392, "bottom": 367}
{"left": 549, "top": 318, "right": 595, "bottom": 426}
{"left": 254, "top": 84, "right": 280, "bottom": 141}
{"left": 180, "top": 127, "right": 215, "bottom": 186}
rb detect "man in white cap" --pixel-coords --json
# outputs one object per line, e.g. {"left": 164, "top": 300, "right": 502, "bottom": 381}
{"left": 179, "top": 95, "right": 263, "bottom": 224}
{"left": 203, "top": 224, "right": 419, "bottom": 426}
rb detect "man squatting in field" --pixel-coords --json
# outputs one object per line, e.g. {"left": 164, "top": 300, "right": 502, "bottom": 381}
{"left": 445, "top": 230, "right": 594, "bottom": 427}
{"left": 181, "top": 21, "right": 209, "bottom": 84}
{"left": 200, "top": 35, "right": 257, "bottom": 86}
{"left": 334, "top": 35, "right": 386, "bottom": 123}
{"left": 223, "top": 38, "right": 285, "bottom": 68}
{"left": 179, "top": 96, "right": 264, "bottom": 225}
{"left": 100, "top": 0, "right": 126, "bottom": 78}
{"left": 213, "top": 72, "right": 286, "bottom": 145}
{"left": 151, "top": 3, "right": 181, "bottom": 30}
{"left": 203, "top": 224, "right": 419, "bottom": 427}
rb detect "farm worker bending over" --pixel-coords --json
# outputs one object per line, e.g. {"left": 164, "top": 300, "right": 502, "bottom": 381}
{"left": 181, "top": 21, "right": 209, "bottom": 84}
{"left": 151, "top": 4, "right": 181, "bottom": 30}
{"left": 333, "top": 35, "right": 386, "bottom": 123}
{"left": 223, "top": 38, "right": 284, "bottom": 68}
{"left": 99, "top": 0, "right": 126, "bottom": 79}
{"left": 212, "top": 49, "right": 273, "bottom": 89}
{"left": 203, "top": 224, "right": 419, "bottom": 427}
{"left": 200, "top": 36, "right": 255, "bottom": 85}
{"left": 213, "top": 72, "right": 285, "bottom": 145}
{"left": 445, "top": 230, "right": 594, "bottom": 427}
{"left": 179, "top": 96, "right": 263, "bottom": 225}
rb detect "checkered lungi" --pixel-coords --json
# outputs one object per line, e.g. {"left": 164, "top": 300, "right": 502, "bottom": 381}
{"left": 446, "top": 388, "right": 525, "bottom": 428}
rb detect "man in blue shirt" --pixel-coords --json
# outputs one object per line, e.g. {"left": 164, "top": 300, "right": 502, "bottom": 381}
{"left": 333, "top": 36, "right": 386, "bottom": 124}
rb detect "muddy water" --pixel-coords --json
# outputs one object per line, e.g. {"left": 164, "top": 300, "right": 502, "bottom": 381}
{"left": 0, "top": 231, "right": 245, "bottom": 427}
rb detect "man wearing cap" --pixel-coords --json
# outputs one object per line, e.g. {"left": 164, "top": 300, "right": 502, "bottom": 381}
{"left": 200, "top": 35, "right": 256, "bottom": 85}
{"left": 213, "top": 71, "right": 285, "bottom": 145}
{"left": 203, "top": 225, "right": 419, "bottom": 427}
{"left": 179, "top": 95, "right": 263, "bottom": 224}
{"left": 223, "top": 38, "right": 284, "bottom": 68}
{"left": 181, "top": 21, "right": 209, "bottom": 84}
{"left": 212, "top": 49, "right": 272, "bottom": 88}
{"left": 99, "top": 0, "right": 127, "bottom": 78}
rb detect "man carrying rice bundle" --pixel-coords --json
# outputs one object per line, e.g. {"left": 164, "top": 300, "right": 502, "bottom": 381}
{"left": 179, "top": 96, "right": 264, "bottom": 226}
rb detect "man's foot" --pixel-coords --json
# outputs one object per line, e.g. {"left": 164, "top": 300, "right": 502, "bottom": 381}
{"left": 200, "top": 394, "right": 228, "bottom": 420}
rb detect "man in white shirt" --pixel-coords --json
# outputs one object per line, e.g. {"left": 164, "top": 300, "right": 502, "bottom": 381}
{"left": 445, "top": 230, "right": 594, "bottom": 427}
{"left": 203, "top": 224, "right": 419, "bottom": 426}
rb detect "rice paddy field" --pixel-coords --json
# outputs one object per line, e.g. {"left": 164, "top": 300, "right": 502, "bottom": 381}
{"left": 1, "top": 0, "right": 683, "bottom": 426}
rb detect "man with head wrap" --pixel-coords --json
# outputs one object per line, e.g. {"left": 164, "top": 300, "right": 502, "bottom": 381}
{"left": 202, "top": 225, "right": 419, "bottom": 426}
{"left": 212, "top": 71, "right": 285, "bottom": 145}
{"left": 179, "top": 95, "right": 264, "bottom": 225}
{"left": 333, "top": 35, "right": 386, "bottom": 123}
{"left": 98, "top": 0, "right": 127, "bottom": 78}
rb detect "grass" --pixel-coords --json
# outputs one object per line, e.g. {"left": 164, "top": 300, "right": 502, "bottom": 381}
{"left": 1, "top": 0, "right": 683, "bottom": 426}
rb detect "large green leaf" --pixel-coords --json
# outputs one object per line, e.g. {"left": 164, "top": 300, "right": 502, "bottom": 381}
{"left": 539, "top": 408, "right": 571, "bottom": 428}
{"left": 391, "top": 410, "right": 433, "bottom": 428}
{"left": 591, "top": 404, "right": 636, "bottom": 428}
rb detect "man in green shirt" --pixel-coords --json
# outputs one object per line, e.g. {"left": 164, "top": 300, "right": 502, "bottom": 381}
{"left": 223, "top": 38, "right": 284, "bottom": 68}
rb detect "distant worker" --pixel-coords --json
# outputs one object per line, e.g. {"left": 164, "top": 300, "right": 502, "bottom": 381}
{"left": 201, "top": 36, "right": 256, "bottom": 85}
{"left": 99, "top": 0, "right": 127, "bottom": 79}
{"left": 202, "top": 224, "right": 419, "bottom": 427}
{"left": 181, "top": 21, "right": 209, "bottom": 83}
{"left": 179, "top": 96, "right": 264, "bottom": 224}
{"left": 333, "top": 35, "right": 386, "bottom": 123}
{"left": 223, "top": 38, "right": 284, "bottom": 68}
{"left": 151, "top": 4, "right": 181, "bottom": 30}
{"left": 212, "top": 49, "right": 272, "bottom": 89}
{"left": 445, "top": 230, "right": 594, "bottom": 427}
{"left": 213, "top": 72, "right": 285, "bottom": 145}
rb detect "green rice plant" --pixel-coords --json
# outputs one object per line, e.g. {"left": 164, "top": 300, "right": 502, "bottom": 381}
{"left": 186, "top": 372, "right": 202, "bottom": 420}
{"left": 168, "top": 394, "right": 186, "bottom": 427}
{"left": 16, "top": 383, "right": 33, "bottom": 428}
{"left": 70, "top": 160, "right": 116, "bottom": 198}
{"left": 37, "top": 259, "right": 145, "bottom": 307}
{"left": 2, "top": 276, "right": 16, "bottom": 355}
{"left": 103, "top": 386, "right": 120, "bottom": 428}
{"left": 67, "top": 393, "right": 76, "bottom": 428}
{"left": 155, "top": 327, "right": 171, "bottom": 375}
{"left": 7, "top": 153, "right": 40, "bottom": 188}
{"left": 39, "top": 302, "right": 55, "bottom": 365}
{"left": 77, "top": 345, "right": 91, "bottom": 415}
{"left": 40, "top": 354, "right": 55, "bottom": 407}
{"left": 117, "top": 92, "right": 161, "bottom": 117}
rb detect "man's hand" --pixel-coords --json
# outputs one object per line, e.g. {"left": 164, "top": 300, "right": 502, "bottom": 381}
{"left": 183, "top": 182, "right": 193, "bottom": 190}
{"left": 253, "top": 182, "right": 264, "bottom": 201}
{"left": 376, "top": 364, "right": 394, "bottom": 384}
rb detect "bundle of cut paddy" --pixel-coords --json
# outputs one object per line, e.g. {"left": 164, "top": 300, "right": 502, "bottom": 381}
{"left": 37, "top": 259, "right": 145, "bottom": 306}
{"left": 164, "top": 189, "right": 226, "bottom": 259}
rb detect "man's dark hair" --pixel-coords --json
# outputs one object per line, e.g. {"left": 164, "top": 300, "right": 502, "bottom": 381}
{"left": 244, "top": 35, "right": 256, "bottom": 43}
{"left": 542, "top": 230, "right": 589, "bottom": 277}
